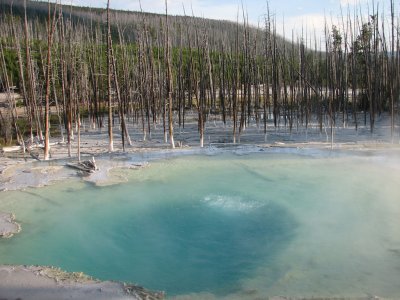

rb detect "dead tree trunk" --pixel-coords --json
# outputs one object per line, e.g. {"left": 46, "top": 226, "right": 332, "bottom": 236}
{"left": 106, "top": 0, "right": 114, "bottom": 152}
{"left": 165, "top": 0, "right": 175, "bottom": 148}
{"left": 44, "top": 0, "right": 57, "bottom": 160}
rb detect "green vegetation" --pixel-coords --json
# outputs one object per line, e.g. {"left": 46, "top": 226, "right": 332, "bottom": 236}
{"left": 0, "top": 0, "right": 399, "bottom": 153}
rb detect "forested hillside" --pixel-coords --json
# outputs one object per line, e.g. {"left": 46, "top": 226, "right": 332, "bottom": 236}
{"left": 0, "top": 0, "right": 399, "bottom": 157}
{"left": 0, "top": 0, "right": 277, "bottom": 49}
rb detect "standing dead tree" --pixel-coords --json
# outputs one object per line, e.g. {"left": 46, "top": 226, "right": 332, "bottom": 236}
{"left": 0, "top": 0, "right": 399, "bottom": 152}
{"left": 43, "top": 0, "right": 57, "bottom": 160}
{"left": 106, "top": 0, "right": 114, "bottom": 152}
{"left": 165, "top": 0, "right": 175, "bottom": 149}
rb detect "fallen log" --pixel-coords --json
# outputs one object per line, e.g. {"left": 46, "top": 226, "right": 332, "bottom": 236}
{"left": 29, "top": 151, "right": 41, "bottom": 161}
{"left": 66, "top": 163, "right": 95, "bottom": 173}
{"left": 66, "top": 157, "right": 98, "bottom": 174}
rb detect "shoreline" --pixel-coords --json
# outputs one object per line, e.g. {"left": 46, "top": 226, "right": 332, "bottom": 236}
{"left": 0, "top": 265, "right": 164, "bottom": 300}
{"left": 1, "top": 111, "right": 399, "bottom": 191}
{"left": 1, "top": 139, "right": 400, "bottom": 191}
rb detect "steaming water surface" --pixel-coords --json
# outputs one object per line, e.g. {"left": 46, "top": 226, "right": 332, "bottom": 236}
{"left": 1, "top": 151, "right": 400, "bottom": 299}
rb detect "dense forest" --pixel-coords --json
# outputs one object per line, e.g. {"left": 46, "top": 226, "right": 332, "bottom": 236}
{"left": 0, "top": 0, "right": 399, "bottom": 158}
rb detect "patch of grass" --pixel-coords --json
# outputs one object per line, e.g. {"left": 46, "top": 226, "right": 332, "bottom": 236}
{"left": 0, "top": 137, "right": 18, "bottom": 147}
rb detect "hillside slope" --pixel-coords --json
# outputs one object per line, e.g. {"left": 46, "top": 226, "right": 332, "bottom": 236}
{"left": 0, "top": 0, "right": 285, "bottom": 50}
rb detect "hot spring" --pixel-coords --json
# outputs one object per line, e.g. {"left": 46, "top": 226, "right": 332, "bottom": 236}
{"left": 1, "top": 150, "right": 400, "bottom": 299}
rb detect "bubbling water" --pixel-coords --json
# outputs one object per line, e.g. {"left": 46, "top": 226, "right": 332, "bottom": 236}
{"left": 202, "top": 194, "right": 264, "bottom": 212}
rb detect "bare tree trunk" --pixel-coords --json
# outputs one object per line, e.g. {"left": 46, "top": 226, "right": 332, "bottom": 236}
{"left": 77, "top": 112, "right": 81, "bottom": 161}
{"left": 165, "top": 0, "right": 175, "bottom": 148}
{"left": 106, "top": 0, "right": 114, "bottom": 152}
{"left": 11, "top": 9, "right": 30, "bottom": 147}
{"left": 0, "top": 42, "right": 24, "bottom": 149}
{"left": 44, "top": 0, "right": 57, "bottom": 160}
{"left": 390, "top": 0, "right": 395, "bottom": 142}
{"left": 23, "top": 0, "right": 40, "bottom": 142}
{"left": 110, "top": 31, "right": 129, "bottom": 151}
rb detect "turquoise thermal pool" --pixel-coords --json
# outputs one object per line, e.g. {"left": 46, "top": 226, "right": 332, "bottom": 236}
{"left": 1, "top": 151, "right": 400, "bottom": 299}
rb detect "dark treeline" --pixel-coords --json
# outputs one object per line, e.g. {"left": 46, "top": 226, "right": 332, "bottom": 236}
{"left": 0, "top": 0, "right": 280, "bottom": 50}
{"left": 0, "top": 0, "right": 399, "bottom": 158}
